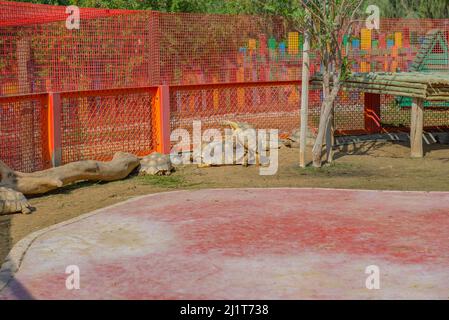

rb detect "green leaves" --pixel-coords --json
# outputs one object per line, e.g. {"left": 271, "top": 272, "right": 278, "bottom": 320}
{"left": 340, "top": 56, "right": 352, "bottom": 81}
{"left": 364, "top": 0, "right": 449, "bottom": 19}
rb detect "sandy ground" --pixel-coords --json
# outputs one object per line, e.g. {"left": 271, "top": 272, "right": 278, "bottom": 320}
{"left": 1, "top": 141, "right": 449, "bottom": 264}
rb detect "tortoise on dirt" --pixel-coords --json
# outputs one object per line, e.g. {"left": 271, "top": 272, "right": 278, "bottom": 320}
{"left": 196, "top": 121, "right": 272, "bottom": 167}
{"left": 0, "top": 187, "right": 32, "bottom": 215}
{"left": 139, "top": 152, "right": 173, "bottom": 176}
{"left": 222, "top": 120, "right": 281, "bottom": 151}
{"left": 284, "top": 128, "right": 316, "bottom": 148}
{"left": 195, "top": 140, "right": 244, "bottom": 167}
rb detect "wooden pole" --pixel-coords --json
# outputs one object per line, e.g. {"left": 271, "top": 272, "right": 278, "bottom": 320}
{"left": 410, "top": 97, "right": 424, "bottom": 158}
{"left": 299, "top": 28, "right": 310, "bottom": 168}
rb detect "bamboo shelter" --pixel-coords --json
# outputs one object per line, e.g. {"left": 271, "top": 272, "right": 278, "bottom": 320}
{"left": 312, "top": 72, "right": 449, "bottom": 158}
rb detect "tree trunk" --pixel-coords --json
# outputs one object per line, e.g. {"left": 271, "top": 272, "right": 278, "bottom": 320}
{"left": 0, "top": 152, "right": 140, "bottom": 195}
{"left": 312, "top": 83, "right": 340, "bottom": 167}
{"left": 325, "top": 103, "right": 335, "bottom": 163}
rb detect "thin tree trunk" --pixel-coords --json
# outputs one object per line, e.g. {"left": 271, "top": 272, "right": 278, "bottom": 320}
{"left": 325, "top": 103, "right": 335, "bottom": 163}
{"left": 312, "top": 83, "right": 340, "bottom": 167}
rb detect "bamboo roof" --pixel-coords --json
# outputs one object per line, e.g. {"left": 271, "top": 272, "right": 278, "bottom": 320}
{"left": 311, "top": 72, "right": 449, "bottom": 101}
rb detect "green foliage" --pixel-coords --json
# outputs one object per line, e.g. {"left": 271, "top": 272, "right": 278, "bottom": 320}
{"left": 363, "top": 0, "right": 449, "bottom": 19}
{"left": 21, "top": 0, "right": 448, "bottom": 18}
{"left": 340, "top": 56, "right": 352, "bottom": 81}
{"left": 20, "top": 0, "right": 304, "bottom": 14}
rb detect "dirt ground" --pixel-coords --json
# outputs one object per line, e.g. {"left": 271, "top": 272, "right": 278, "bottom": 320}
{"left": 1, "top": 141, "right": 449, "bottom": 263}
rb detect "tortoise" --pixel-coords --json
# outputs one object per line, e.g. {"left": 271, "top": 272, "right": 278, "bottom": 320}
{"left": 196, "top": 121, "right": 272, "bottom": 167}
{"left": 0, "top": 187, "right": 32, "bottom": 215}
{"left": 284, "top": 128, "right": 317, "bottom": 148}
{"left": 222, "top": 120, "right": 281, "bottom": 151}
{"left": 139, "top": 152, "right": 174, "bottom": 176}
{"left": 195, "top": 140, "right": 244, "bottom": 167}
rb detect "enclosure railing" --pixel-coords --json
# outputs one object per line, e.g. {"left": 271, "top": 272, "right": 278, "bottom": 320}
{"left": 170, "top": 81, "right": 304, "bottom": 137}
{"left": 0, "top": 86, "right": 166, "bottom": 172}
{"left": 2, "top": 0, "right": 449, "bottom": 95}
{"left": 0, "top": 92, "right": 49, "bottom": 173}
{"left": 2, "top": 80, "right": 449, "bottom": 172}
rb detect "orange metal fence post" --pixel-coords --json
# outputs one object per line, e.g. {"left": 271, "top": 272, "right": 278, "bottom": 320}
{"left": 155, "top": 85, "right": 171, "bottom": 154}
{"left": 48, "top": 92, "right": 62, "bottom": 167}
{"left": 364, "top": 92, "right": 382, "bottom": 134}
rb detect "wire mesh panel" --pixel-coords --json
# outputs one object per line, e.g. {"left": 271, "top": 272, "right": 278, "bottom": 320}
{"left": 170, "top": 83, "right": 436, "bottom": 138}
{"left": 60, "top": 88, "right": 157, "bottom": 164}
{"left": 380, "top": 94, "right": 449, "bottom": 130}
{"left": 0, "top": 2, "right": 156, "bottom": 95}
{"left": 334, "top": 91, "right": 365, "bottom": 132}
{"left": 157, "top": 16, "right": 449, "bottom": 85}
{"left": 0, "top": 94, "right": 49, "bottom": 172}
{"left": 303, "top": 89, "right": 367, "bottom": 134}
{"left": 0, "top": 0, "right": 129, "bottom": 27}
{"left": 348, "top": 19, "right": 449, "bottom": 74}
{"left": 158, "top": 12, "right": 297, "bottom": 85}
{"left": 169, "top": 82, "right": 312, "bottom": 137}
{"left": 2, "top": 1, "right": 449, "bottom": 92}
{"left": 1, "top": 1, "right": 449, "bottom": 94}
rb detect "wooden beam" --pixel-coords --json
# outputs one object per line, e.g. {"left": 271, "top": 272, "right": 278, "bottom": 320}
{"left": 410, "top": 98, "right": 424, "bottom": 158}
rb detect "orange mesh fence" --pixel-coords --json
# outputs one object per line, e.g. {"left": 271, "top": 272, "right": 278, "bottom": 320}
{"left": 1, "top": 1, "right": 449, "bottom": 93}
{"left": 158, "top": 17, "right": 449, "bottom": 84}
{"left": 158, "top": 13, "right": 294, "bottom": 85}
{"left": 0, "top": 1, "right": 156, "bottom": 95}
{"left": 1, "top": 85, "right": 448, "bottom": 173}
{"left": 169, "top": 81, "right": 309, "bottom": 137}
{"left": 59, "top": 87, "right": 158, "bottom": 164}
{"left": 169, "top": 82, "right": 449, "bottom": 138}
{"left": 0, "top": 93, "right": 49, "bottom": 172}
{"left": 0, "top": 1, "right": 131, "bottom": 28}
{"left": 1, "top": 1, "right": 449, "bottom": 172}
{"left": 169, "top": 82, "right": 369, "bottom": 137}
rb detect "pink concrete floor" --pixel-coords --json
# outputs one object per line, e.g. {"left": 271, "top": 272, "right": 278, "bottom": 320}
{"left": 1, "top": 188, "right": 449, "bottom": 300}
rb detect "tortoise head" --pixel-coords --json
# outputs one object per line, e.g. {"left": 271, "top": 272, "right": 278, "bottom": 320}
{"left": 221, "top": 120, "right": 241, "bottom": 131}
